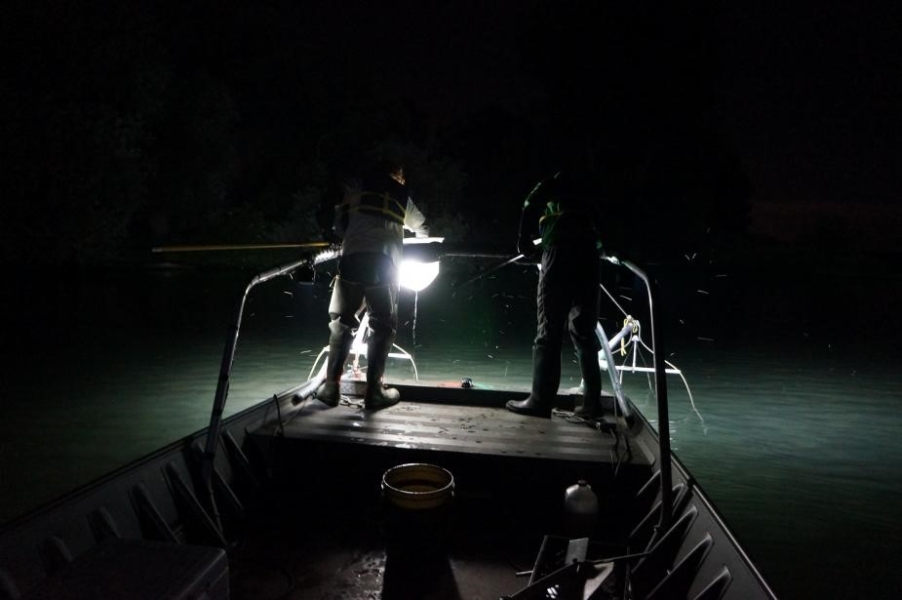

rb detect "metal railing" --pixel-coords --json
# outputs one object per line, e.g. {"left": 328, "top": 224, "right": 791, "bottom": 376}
{"left": 199, "top": 248, "right": 338, "bottom": 531}
{"left": 198, "top": 246, "right": 675, "bottom": 535}
{"left": 609, "top": 256, "right": 673, "bottom": 531}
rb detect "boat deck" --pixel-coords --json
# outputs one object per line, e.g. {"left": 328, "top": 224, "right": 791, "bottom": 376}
{"left": 251, "top": 382, "right": 656, "bottom": 468}
{"left": 230, "top": 383, "right": 662, "bottom": 599}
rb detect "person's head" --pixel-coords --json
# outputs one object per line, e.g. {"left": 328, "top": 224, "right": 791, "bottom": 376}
{"left": 543, "top": 168, "right": 590, "bottom": 201}
{"left": 368, "top": 159, "right": 404, "bottom": 183}
{"left": 543, "top": 170, "right": 570, "bottom": 199}
{"left": 364, "top": 159, "right": 406, "bottom": 195}
{"left": 388, "top": 164, "right": 405, "bottom": 186}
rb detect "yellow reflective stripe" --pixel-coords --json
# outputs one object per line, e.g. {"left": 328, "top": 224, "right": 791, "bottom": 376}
{"left": 538, "top": 203, "right": 562, "bottom": 229}
{"left": 351, "top": 192, "right": 406, "bottom": 224}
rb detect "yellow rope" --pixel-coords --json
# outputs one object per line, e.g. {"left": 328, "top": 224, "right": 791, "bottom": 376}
{"left": 621, "top": 316, "right": 638, "bottom": 356}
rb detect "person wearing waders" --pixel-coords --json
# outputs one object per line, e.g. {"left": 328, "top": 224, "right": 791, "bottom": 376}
{"left": 315, "top": 160, "right": 428, "bottom": 409}
{"left": 506, "top": 171, "right": 604, "bottom": 419}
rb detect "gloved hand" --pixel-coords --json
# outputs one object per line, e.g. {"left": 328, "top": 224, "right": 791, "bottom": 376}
{"left": 517, "top": 235, "right": 540, "bottom": 259}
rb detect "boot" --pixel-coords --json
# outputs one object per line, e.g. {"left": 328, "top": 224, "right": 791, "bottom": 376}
{"left": 506, "top": 395, "right": 551, "bottom": 418}
{"left": 574, "top": 397, "right": 602, "bottom": 419}
{"left": 364, "top": 336, "right": 400, "bottom": 410}
{"left": 506, "top": 346, "right": 559, "bottom": 418}
{"left": 573, "top": 348, "right": 602, "bottom": 419}
{"left": 316, "top": 328, "right": 353, "bottom": 407}
{"left": 365, "top": 383, "right": 400, "bottom": 410}
{"left": 316, "top": 381, "right": 341, "bottom": 407}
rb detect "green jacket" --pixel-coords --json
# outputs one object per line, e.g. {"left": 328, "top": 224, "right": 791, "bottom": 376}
{"left": 518, "top": 177, "right": 602, "bottom": 251}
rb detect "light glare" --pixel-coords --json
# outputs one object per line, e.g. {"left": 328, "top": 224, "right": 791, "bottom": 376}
{"left": 400, "top": 259, "right": 440, "bottom": 292}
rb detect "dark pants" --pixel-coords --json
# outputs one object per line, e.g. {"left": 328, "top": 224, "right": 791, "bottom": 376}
{"left": 325, "top": 252, "right": 399, "bottom": 382}
{"left": 532, "top": 242, "right": 601, "bottom": 399}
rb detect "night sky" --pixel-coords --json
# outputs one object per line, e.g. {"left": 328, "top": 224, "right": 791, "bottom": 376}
{"left": 388, "top": 1, "right": 902, "bottom": 253}
{"left": 2, "top": 1, "right": 899, "bottom": 266}
{"left": 713, "top": 2, "right": 901, "bottom": 253}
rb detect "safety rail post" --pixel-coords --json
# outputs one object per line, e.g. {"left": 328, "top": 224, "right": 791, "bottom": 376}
{"left": 199, "top": 253, "right": 333, "bottom": 535}
{"left": 619, "top": 259, "right": 673, "bottom": 532}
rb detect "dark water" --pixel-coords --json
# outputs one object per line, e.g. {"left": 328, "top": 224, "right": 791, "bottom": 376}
{"left": 1, "top": 262, "right": 901, "bottom": 599}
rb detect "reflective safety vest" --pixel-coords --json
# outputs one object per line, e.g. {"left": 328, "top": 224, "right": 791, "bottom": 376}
{"left": 538, "top": 200, "right": 564, "bottom": 237}
{"left": 342, "top": 191, "right": 407, "bottom": 226}
{"left": 538, "top": 200, "right": 599, "bottom": 249}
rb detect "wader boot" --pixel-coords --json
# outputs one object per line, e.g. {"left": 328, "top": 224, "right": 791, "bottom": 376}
{"left": 364, "top": 337, "right": 400, "bottom": 410}
{"left": 316, "top": 327, "right": 353, "bottom": 407}
{"left": 506, "top": 346, "right": 558, "bottom": 418}
{"left": 574, "top": 348, "right": 602, "bottom": 419}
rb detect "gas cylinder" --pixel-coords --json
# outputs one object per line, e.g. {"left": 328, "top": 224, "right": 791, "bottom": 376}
{"left": 564, "top": 480, "right": 599, "bottom": 537}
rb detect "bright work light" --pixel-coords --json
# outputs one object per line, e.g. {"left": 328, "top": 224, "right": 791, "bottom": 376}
{"left": 400, "top": 237, "right": 444, "bottom": 292}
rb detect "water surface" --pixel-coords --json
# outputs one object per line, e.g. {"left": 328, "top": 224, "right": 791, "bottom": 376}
{"left": 1, "top": 264, "right": 900, "bottom": 599}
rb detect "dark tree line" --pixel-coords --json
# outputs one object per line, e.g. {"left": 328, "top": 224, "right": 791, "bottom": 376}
{"left": 1, "top": 0, "right": 750, "bottom": 268}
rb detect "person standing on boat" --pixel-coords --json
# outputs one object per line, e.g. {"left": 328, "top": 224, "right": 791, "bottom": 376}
{"left": 506, "top": 170, "right": 604, "bottom": 419}
{"left": 315, "top": 159, "right": 428, "bottom": 409}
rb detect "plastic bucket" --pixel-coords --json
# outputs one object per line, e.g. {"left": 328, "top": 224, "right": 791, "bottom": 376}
{"left": 381, "top": 463, "right": 455, "bottom": 559}
{"left": 382, "top": 463, "right": 455, "bottom": 510}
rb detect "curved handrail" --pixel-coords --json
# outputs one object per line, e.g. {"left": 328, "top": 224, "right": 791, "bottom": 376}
{"left": 200, "top": 248, "right": 338, "bottom": 533}
{"left": 608, "top": 256, "right": 674, "bottom": 531}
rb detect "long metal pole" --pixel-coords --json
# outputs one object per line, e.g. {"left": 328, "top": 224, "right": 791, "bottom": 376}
{"left": 151, "top": 242, "right": 331, "bottom": 253}
{"left": 454, "top": 253, "right": 525, "bottom": 289}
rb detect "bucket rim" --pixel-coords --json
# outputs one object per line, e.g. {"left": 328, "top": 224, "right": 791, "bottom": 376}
{"left": 381, "top": 463, "right": 455, "bottom": 506}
